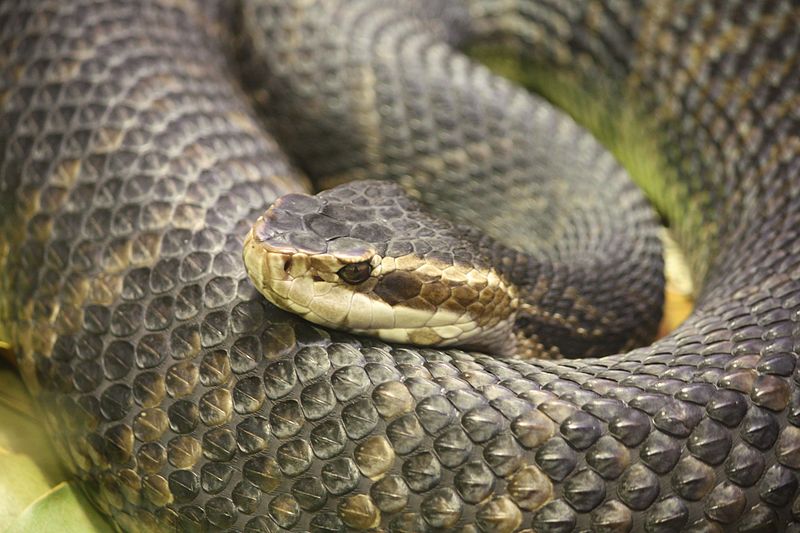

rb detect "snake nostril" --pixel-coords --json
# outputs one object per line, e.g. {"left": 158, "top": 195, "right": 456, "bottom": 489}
{"left": 284, "top": 259, "right": 292, "bottom": 273}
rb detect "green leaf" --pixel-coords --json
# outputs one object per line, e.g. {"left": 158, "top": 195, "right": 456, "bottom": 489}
{"left": 0, "top": 452, "right": 53, "bottom": 531}
{"left": 0, "top": 367, "right": 65, "bottom": 485}
{"left": 0, "top": 362, "right": 113, "bottom": 532}
{"left": 4, "top": 482, "right": 113, "bottom": 533}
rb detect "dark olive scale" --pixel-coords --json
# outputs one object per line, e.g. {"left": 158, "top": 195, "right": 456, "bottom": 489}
{"left": 1, "top": 0, "right": 800, "bottom": 532}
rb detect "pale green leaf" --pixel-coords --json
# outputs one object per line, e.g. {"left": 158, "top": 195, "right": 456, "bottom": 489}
{"left": 0, "top": 452, "right": 53, "bottom": 531}
{"left": 0, "top": 362, "right": 113, "bottom": 532}
{"left": 4, "top": 482, "right": 112, "bottom": 533}
{"left": 0, "top": 366, "right": 65, "bottom": 485}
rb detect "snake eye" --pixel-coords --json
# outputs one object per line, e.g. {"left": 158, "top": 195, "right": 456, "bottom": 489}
{"left": 338, "top": 262, "right": 372, "bottom": 284}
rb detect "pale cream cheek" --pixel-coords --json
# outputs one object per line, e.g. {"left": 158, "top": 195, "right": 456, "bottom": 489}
{"left": 343, "top": 292, "right": 373, "bottom": 328}
{"left": 427, "top": 307, "right": 470, "bottom": 327}
{"left": 259, "top": 278, "right": 490, "bottom": 348}
{"left": 288, "top": 276, "right": 315, "bottom": 308}
{"left": 242, "top": 240, "right": 265, "bottom": 293}
{"left": 269, "top": 280, "right": 292, "bottom": 300}
{"left": 365, "top": 294, "right": 397, "bottom": 329}
{"left": 313, "top": 281, "right": 333, "bottom": 296}
{"left": 246, "top": 246, "right": 500, "bottom": 348}
{"left": 308, "top": 286, "right": 355, "bottom": 325}
{"left": 305, "top": 290, "right": 394, "bottom": 331}
{"left": 356, "top": 318, "right": 483, "bottom": 347}
{"left": 391, "top": 306, "right": 433, "bottom": 329}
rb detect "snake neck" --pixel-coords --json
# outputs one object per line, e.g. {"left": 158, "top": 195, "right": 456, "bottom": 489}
{"left": 457, "top": 225, "right": 663, "bottom": 359}
{"left": 466, "top": 0, "right": 800, "bottom": 306}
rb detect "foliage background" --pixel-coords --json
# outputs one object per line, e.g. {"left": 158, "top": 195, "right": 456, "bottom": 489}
{"left": 0, "top": 351, "right": 111, "bottom": 533}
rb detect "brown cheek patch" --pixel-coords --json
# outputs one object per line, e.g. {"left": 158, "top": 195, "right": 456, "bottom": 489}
{"left": 478, "top": 287, "right": 496, "bottom": 305}
{"left": 452, "top": 284, "right": 479, "bottom": 307}
{"left": 374, "top": 271, "right": 423, "bottom": 305}
{"left": 419, "top": 282, "right": 451, "bottom": 306}
{"left": 442, "top": 298, "right": 467, "bottom": 315}
{"left": 409, "top": 329, "right": 443, "bottom": 346}
{"left": 471, "top": 280, "right": 488, "bottom": 293}
{"left": 466, "top": 302, "right": 488, "bottom": 324}
{"left": 404, "top": 296, "right": 437, "bottom": 314}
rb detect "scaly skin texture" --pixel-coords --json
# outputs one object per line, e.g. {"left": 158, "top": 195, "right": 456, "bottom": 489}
{"left": 238, "top": 0, "right": 665, "bottom": 359}
{"left": 1, "top": 1, "right": 799, "bottom": 533}
{"left": 243, "top": 181, "right": 524, "bottom": 355}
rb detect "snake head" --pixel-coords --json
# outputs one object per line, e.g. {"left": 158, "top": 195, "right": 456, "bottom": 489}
{"left": 243, "top": 180, "right": 518, "bottom": 349}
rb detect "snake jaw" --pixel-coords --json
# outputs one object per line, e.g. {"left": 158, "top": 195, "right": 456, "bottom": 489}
{"left": 246, "top": 227, "right": 515, "bottom": 350}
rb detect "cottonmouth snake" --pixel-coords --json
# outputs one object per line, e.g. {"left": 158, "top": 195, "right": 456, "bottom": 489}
{"left": 1, "top": 1, "right": 799, "bottom": 532}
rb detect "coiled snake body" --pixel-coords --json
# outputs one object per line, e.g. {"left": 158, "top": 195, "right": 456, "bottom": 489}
{"left": 1, "top": 1, "right": 799, "bottom": 532}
